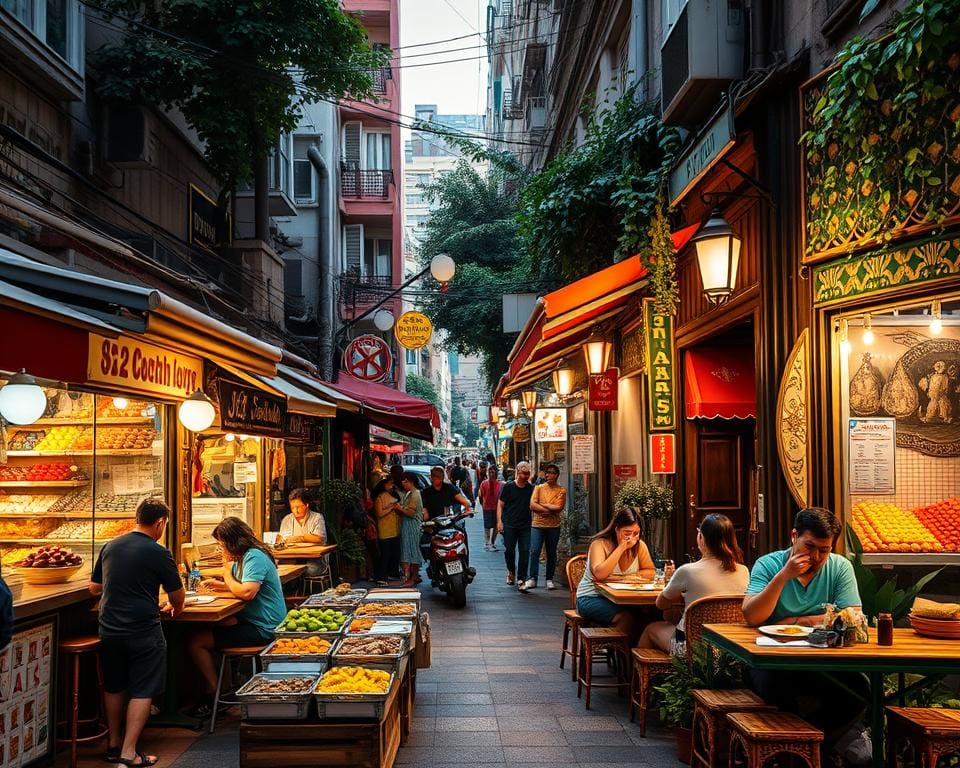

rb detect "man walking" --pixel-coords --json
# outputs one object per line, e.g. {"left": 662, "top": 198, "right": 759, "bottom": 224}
{"left": 90, "top": 499, "right": 185, "bottom": 767}
{"left": 524, "top": 463, "right": 566, "bottom": 590}
{"left": 477, "top": 464, "right": 503, "bottom": 551}
{"left": 497, "top": 461, "right": 534, "bottom": 592}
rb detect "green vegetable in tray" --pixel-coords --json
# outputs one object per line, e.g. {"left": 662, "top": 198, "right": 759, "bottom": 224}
{"left": 279, "top": 607, "right": 348, "bottom": 632}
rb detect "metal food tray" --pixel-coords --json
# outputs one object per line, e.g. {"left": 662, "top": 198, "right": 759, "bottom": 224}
{"left": 331, "top": 635, "right": 408, "bottom": 670}
{"left": 346, "top": 619, "right": 414, "bottom": 636}
{"left": 274, "top": 623, "right": 349, "bottom": 638}
{"left": 235, "top": 672, "right": 318, "bottom": 720}
{"left": 260, "top": 638, "right": 335, "bottom": 673}
{"left": 354, "top": 603, "right": 418, "bottom": 619}
{"left": 299, "top": 595, "right": 362, "bottom": 610}
{"left": 313, "top": 671, "right": 395, "bottom": 719}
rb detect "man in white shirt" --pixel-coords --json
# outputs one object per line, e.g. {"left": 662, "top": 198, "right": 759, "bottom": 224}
{"left": 279, "top": 488, "right": 326, "bottom": 544}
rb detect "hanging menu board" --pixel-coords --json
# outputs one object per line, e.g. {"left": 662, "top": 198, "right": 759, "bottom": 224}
{"left": 848, "top": 418, "right": 896, "bottom": 495}
{"left": 571, "top": 434, "right": 596, "bottom": 474}
{"left": 0, "top": 620, "right": 55, "bottom": 768}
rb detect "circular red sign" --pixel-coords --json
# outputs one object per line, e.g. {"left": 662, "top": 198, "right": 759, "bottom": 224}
{"left": 343, "top": 335, "right": 393, "bottom": 382}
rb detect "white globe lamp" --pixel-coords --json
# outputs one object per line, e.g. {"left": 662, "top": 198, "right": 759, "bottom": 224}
{"left": 429, "top": 254, "right": 456, "bottom": 288}
{"left": 178, "top": 390, "right": 216, "bottom": 432}
{"left": 373, "top": 309, "right": 395, "bottom": 332}
{"left": 0, "top": 370, "right": 47, "bottom": 425}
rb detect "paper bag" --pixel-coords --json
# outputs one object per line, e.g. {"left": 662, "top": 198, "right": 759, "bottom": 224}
{"left": 414, "top": 612, "right": 431, "bottom": 669}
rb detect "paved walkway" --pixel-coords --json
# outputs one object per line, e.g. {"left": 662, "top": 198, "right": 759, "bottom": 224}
{"left": 64, "top": 513, "right": 676, "bottom": 768}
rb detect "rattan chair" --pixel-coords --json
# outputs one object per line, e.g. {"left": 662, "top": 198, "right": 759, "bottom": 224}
{"left": 561, "top": 554, "right": 591, "bottom": 680}
{"left": 630, "top": 594, "right": 746, "bottom": 736}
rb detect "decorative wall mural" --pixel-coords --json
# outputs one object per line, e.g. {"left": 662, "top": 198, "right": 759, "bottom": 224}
{"left": 777, "top": 330, "right": 810, "bottom": 508}
{"left": 849, "top": 353, "right": 884, "bottom": 416}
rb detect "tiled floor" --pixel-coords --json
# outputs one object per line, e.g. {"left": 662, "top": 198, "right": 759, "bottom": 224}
{"left": 61, "top": 513, "right": 677, "bottom": 767}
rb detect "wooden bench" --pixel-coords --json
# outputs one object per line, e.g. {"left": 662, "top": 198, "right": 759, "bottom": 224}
{"left": 726, "top": 710, "right": 823, "bottom": 768}
{"left": 886, "top": 706, "right": 960, "bottom": 768}
{"left": 690, "top": 689, "right": 774, "bottom": 768}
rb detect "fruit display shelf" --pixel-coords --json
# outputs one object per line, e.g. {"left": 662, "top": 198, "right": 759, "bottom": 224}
{"left": 0, "top": 481, "right": 90, "bottom": 488}
{"left": 30, "top": 417, "right": 152, "bottom": 426}
{"left": 6, "top": 449, "right": 154, "bottom": 457}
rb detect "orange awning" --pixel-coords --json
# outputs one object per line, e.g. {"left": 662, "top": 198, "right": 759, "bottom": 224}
{"left": 501, "top": 225, "right": 700, "bottom": 395}
{"left": 684, "top": 346, "right": 756, "bottom": 420}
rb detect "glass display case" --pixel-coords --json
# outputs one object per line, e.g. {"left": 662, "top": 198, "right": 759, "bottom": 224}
{"left": 0, "top": 385, "right": 167, "bottom": 581}
{"left": 190, "top": 433, "right": 262, "bottom": 545}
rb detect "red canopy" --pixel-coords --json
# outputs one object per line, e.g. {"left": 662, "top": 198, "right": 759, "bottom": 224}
{"left": 684, "top": 346, "right": 756, "bottom": 420}
{"left": 331, "top": 376, "right": 440, "bottom": 442}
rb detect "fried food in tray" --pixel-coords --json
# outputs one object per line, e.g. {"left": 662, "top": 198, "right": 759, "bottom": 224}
{"left": 355, "top": 601, "right": 416, "bottom": 616}
{"left": 335, "top": 635, "right": 403, "bottom": 656}
{"left": 242, "top": 676, "right": 315, "bottom": 694}
{"left": 315, "top": 666, "right": 391, "bottom": 694}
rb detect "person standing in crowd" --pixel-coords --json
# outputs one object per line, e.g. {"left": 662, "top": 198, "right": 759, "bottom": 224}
{"left": 372, "top": 478, "right": 402, "bottom": 585}
{"left": 638, "top": 513, "right": 748, "bottom": 653}
{"left": 448, "top": 456, "right": 468, "bottom": 513}
{"left": 189, "top": 517, "right": 286, "bottom": 717}
{"left": 398, "top": 473, "right": 424, "bottom": 586}
{"left": 742, "top": 507, "right": 864, "bottom": 761}
{"left": 497, "top": 461, "right": 535, "bottom": 592}
{"left": 524, "top": 463, "right": 566, "bottom": 590}
{"left": 575, "top": 508, "right": 656, "bottom": 644}
{"left": 422, "top": 466, "right": 473, "bottom": 522}
{"left": 89, "top": 499, "right": 184, "bottom": 767}
{"left": 477, "top": 465, "right": 503, "bottom": 551}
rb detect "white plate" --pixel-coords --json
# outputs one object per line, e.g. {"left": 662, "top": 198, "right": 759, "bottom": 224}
{"left": 758, "top": 625, "right": 814, "bottom": 639}
{"left": 185, "top": 595, "right": 216, "bottom": 606}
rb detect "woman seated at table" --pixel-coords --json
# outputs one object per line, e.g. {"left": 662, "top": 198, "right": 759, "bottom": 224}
{"left": 637, "top": 512, "right": 748, "bottom": 653}
{"left": 576, "top": 508, "right": 656, "bottom": 644}
{"left": 188, "top": 517, "right": 286, "bottom": 717}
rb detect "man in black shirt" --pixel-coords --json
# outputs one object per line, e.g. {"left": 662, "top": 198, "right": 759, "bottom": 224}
{"left": 90, "top": 499, "right": 184, "bottom": 767}
{"left": 497, "top": 461, "right": 535, "bottom": 592}
{"left": 422, "top": 466, "right": 472, "bottom": 522}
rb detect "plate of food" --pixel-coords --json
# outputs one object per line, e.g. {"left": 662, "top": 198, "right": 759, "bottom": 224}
{"left": 758, "top": 625, "right": 814, "bottom": 639}
{"left": 185, "top": 595, "right": 216, "bottom": 606}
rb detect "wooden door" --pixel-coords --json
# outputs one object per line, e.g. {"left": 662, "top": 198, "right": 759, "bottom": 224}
{"left": 683, "top": 419, "right": 756, "bottom": 563}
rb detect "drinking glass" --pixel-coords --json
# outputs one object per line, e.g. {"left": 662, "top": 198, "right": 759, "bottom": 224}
{"left": 663, "top": 559, "right": 675, "bottom": 581}
{"left": 654, "top": 561, "right": 665, "bottom": 587}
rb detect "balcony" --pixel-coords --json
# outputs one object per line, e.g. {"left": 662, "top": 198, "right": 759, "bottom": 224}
{"left": 338, "top": 272, "right": 395, "bottom": 316}
{"left": 372, "top": 67, "right": 390, "bottom": 95}
{"left": 525, "top": 97, "right": 546, "bottom": 132}
{"left": 341, "top": 169, "right": 394, "bottom": 198}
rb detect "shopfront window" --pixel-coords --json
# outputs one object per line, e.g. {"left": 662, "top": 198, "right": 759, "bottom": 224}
{"left": 190, "top": 433, "right": 262, "bottom": 546}
{"left": 0, "top": 384, "right": 167, "bottom": 591}
{"left": 837, "top": 296, "right": 960, "bottom": 558}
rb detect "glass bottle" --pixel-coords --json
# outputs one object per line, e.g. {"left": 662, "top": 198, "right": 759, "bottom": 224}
{"left": 877, "top": 612, "right": 894, "bottom": 646}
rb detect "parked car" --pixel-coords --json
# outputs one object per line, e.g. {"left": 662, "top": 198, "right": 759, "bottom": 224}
{"left": 401, "top": 452, "right": 445, "bottom": 467}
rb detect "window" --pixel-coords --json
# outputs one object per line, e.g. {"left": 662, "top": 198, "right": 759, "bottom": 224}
{"left": 661, "top": 0, "right": 686, "bottom": 34}
{"left": 1, "top": 0, "right": 82, "bottom": 70}
{"left": 405, "top": 348, "right": 417, "bottom": 366}
{"left": 364, "top": 131, "right": 391, "bottom": 170}
{"left": 267, "top": 135, "right": 290, "bottom": 195}
{"left": 416, "top": 173, "right": 431, "bottom": 186}
{"left": 293, "top": 137, "right": 318, "bottom": 204}
{"left": 363, "top": 238, "right": 392, "bottom": 279}
{"left": 406, "top": 193, "right": 424, "bottom": 205}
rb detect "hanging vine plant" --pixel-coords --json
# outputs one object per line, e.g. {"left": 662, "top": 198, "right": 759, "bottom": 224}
{"left": 801, "top": 0, "right": 960, "bottom": 255}
{"left": 646, "top": 195, "right": 679, "bottom": 315}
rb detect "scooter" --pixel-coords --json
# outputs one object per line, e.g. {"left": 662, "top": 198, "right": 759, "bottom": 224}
{"left": 421, "top": 509, "right": 476, "bottom": 608}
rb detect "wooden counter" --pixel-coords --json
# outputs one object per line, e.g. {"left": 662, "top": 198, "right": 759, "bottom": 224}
{"left": 10, "top": 563, "right": 95, "bottom": 620}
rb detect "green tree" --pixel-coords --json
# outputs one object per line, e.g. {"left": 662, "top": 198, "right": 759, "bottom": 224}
{"left": 404, "top": 373, "right": 440, "bottom": 409}
{"left": 92, "top": 0, "right": 386, "bottom": 238}
{"left": 450, "top": 403, "right": 480, "bottom": 445}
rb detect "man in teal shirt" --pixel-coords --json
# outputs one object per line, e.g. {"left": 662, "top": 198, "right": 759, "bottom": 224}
{"left": 743, "top": 507, "right": 865, "bottom": 764}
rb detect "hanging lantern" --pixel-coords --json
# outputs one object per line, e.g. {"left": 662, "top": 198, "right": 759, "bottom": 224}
{"left": 552, "top": 358, "right": 575, "bottom": 397}
{"left": 489, "top": 404, "right": 501, "bottom": 423}
{"left": 508, "top": 398, "right": 522, "bottom": 418}
{"left": 581, "top": 329, "right": 612, "bottom": 375}
{"left": 178, "top": 390, "right": 216, "bottom": 432}
{"left": 0, "top": 369, "right": 47, "bottom": 425}
{"left": 691, "top": 209, "right": 741, "bottom": 304}
{"left": 522, "top": 389, "right": 538, "bottom": 413}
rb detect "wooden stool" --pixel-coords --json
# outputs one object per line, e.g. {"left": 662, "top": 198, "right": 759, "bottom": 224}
{"left": 211, "top": 645, "right": 265, "bottom": 734}
{"left": 628, "top": 647, "right": 673, "bottom": 736}
{"left": 576, "top": 627, "right": 630, "bottom": 710}
{"left": 886, "top": 706, "right": 960, "bottom": 767}
{"left": 56, "top": 636, "right": 109, "bottom": 768}
{"left": 726, "top": 711, "right": 822, "bottom": 768}
{"left": 690, "top": 689, "right": 775, "bottom": 768}
{"left": 561, "top": 609, "right": 591, "bottom": 681}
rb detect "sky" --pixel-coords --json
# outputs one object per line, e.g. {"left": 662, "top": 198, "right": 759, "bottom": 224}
{"left": 399, "top": 0, "right": 489, "bottom": 123}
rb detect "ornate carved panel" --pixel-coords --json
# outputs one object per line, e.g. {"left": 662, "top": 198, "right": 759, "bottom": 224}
{"left": 776, "top": 330, "right": 810, "bottom": 508}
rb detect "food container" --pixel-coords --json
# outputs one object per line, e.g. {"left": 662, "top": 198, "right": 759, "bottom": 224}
{"left": 363, "top": 589, "right": 421, "bottom": 608}
{"left": 346, "top": 618, "right": 414, "bottom": 636}
{"left": 259, "top": 638, "right": 334, "bottom": 673}
{"left": 300, "top": 593, "right": 364, "bottom": 611}
{"left": 332, "top": 635, "right": 407, "bottom": 671}
{"left": 354, "top": 600, "right": 418, "bottom": 619}
{"left": 313, "top": 669, "right": 395, "bottom": 719}
{"left": 16, "top": 563, "right": 84, "bottom": 585}
{"left": 235, "top": 672, "right": 318, "bottom": 720}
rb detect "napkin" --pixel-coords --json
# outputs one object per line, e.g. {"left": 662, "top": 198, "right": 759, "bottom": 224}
{"left": 756, "top": 636, "right": 811, "bottom": 647}
{"left": 912, "top": 597, "right": 960, "bottom": 619}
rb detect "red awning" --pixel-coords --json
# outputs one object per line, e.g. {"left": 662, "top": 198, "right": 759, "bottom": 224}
{"left": 684, "top": 346, "right": 757, "bottom": 420}
{"left": 330, "top": 375, "right": 440, "bottom": 442}
{"left": 502, "top": 225, "right": 700, "bottom": 395}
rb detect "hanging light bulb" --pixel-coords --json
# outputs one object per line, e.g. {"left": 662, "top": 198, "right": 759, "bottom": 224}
{"left": 930, "top": 300, "right": 943, "bottom": 336}
{"left": 112, "top": 397, "right": 129, "bottom": 410}
{"left": 581, "top": 328, "right": 612, "bottom": 375}
{"left": 0, "top": 370, "right": 47, "bottom": 425}
{"left": 838, "top": 319, "right": 851, "bottom": 357}
{"left": 373, "top": 309, "right": 395, "bottom": 332}
{"left": 224, "top": 432, "right": 236, "bottom": 442}
{"left": 862, "top": 313, "right": 875, "bottom": 345}
{"left": 178, "top": 390, "right": 216, "bottom": 432}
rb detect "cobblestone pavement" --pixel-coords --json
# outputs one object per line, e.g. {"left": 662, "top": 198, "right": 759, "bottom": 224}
{"left": 155, "top": 512, "right": 678, "bottom": 768}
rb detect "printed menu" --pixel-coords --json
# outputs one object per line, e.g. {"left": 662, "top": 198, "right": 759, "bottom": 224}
{"left": 0, "top": 622, "right": 53, "bottom": 768}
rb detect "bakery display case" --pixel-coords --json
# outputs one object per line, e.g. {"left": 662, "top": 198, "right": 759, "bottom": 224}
{"left": 0, "top": 385, "right": 167, "bottom": 583}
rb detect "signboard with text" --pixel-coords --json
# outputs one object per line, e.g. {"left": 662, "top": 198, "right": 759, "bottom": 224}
{"left": 848, "top": 418, "right": 896, "bottom": 494}
{"left": 395, "top": 311, "right": 433, "bottom": 350}
{"left": 644, "top": 299, "right": 677, "bottom": 431}
{"left": 588, "top": 368, "right": 619, "bottom": 411}
{"left": 571, "top": 434, "right": 596, "bottom": 473}
{"left": 343, "top": 335, "right": 392, "bottom": 382}
{"left": 87, "top": 333, "right": 202, "bottom": 400}
{"left": 217, "top": 379, "right": 287, "bottom": 437}
{"left": 613, "top": 464, "right": 638, "bottom": 495}
{"left": 650, "top": 433, "right": 676, "bottom": 474}
{"left": 533, "top": 408, "right": 567, "bottom": 442}
{"left": 668, "top": 107, "right": 736, "bottom": 205}
{"left": 189, "top": 184, "right": 231, "bottom": 251}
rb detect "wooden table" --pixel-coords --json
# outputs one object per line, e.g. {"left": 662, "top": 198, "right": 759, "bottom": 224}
{"left": 272, "top": 544, "right": 336, "bottom": 561}
{"left": 197, "top": 562, "right": 306, "bottom": 582}
{"left": 702, "top": 623, "right": 960, "bottom": 768}
{"left": 596, "top": 581, "right": 663, "bottom": 606}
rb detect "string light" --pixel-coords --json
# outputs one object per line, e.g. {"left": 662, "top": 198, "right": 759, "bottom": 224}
{"left": 862, "top": 313, "right": 875, "bottom": 345}
{"left": 930, "top": 300, "right": 943, "bottom": 335}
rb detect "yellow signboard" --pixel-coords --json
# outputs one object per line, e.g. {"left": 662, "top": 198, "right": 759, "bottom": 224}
{"left": 395, "top": 311, "right": 433, "bottom": 350}
{"left": 88, "top": 333, "right": 203, "bottom": 400}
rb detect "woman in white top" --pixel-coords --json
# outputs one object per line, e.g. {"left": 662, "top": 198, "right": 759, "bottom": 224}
{"left": 576, "top": 508, "right": 656, "bottom": 644}
{"left": 638, "top": 513, "right": 748, "bottom": 653}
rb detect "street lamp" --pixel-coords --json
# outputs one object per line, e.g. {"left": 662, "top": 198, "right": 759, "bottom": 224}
{"left": 178, "top": 390, "right": 216, "bottom": 432}
{"left": 430, "top": 253, "right": 456, "bottom": 289}
{"left": 581, "top": 329, "right": 612, "bottom": 375}
{"left": 0, "top": 369, "right": 47, "bottom": 425}
{"left": 373, "top": 309, "right": 395, "bottom": 331}
{"left": 489, "top": 404, "right": 501, "bottom": 423}
{"left": 522, "top": 389, "right": 538, "bottom": 413}
{"left": 508, "top": 398, "right": 522, "bottom": 418}
{"left": 691, "top": 209, "right": 741, "bottom": 304}
{"left": 552, "top": 358, "right": 575, "bottom": 397}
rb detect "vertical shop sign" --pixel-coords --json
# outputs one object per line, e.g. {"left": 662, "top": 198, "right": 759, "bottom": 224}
{"left": 571, "top": 434, "right": 596, "bottom": 473}
{"left": 644, "top": 299, "right": 676, "bottom": 431}
{"left": 848, "top": 418, "right": 896, "bottom": 494}
{"left": 613, "top": 464, "right": 638, "bottom": 495}
{"left": 588, "top": 368, "right": 619, "bottom": 410}
{"left": 650, "top": 433, "right": 676, "bottom": 474}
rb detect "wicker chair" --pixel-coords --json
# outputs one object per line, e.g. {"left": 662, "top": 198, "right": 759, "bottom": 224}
{"left": 630, "top": 594, "right": 746, "bottom": 737}
{"left": 560, "top": 555, "right": 591, "bottom": 680}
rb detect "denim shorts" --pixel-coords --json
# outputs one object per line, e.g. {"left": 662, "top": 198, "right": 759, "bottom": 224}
{"left": 576, "top": 594, "right": 621, "bottom": 624}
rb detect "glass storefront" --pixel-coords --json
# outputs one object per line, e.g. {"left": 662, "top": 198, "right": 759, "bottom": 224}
{"left": 190, "top": 433, "right": 263, "bottom": 545}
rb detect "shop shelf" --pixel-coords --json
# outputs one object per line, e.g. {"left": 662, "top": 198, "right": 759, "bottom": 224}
{"left": 6, "top": 450, "right": 154, "bottom": 457}
{"left": 0, "top": 538, "right": 116, "bottom": 543}
{"left": 0, "top": 481, "right": 90, "bottom": 488}
{"left": 30, "top": 417, "right": 152, "bottom": 426}
{"left": 0, "top": 513, "right": 134, "bottom": 519}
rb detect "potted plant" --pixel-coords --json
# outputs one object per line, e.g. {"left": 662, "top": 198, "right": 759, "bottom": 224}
{"left": 335, "top": 527, "right": 368, "bottom": 583}
{"left": 654, "top": 644, "right": 744, "bottom": 764}
{"left": 614, "top": 480, "right": 673, "bottom": 559}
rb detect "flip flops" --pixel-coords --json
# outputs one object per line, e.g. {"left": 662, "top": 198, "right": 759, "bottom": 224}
{"left": 118, "top": 752, "right": 158, "bottom": 767}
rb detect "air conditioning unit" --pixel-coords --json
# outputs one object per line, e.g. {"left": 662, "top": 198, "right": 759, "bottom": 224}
{"left": 660, "top": 0, "right": 744, "bottom": 126}
{"left": 104, "top": 105, "right": 158, "bottom": 167}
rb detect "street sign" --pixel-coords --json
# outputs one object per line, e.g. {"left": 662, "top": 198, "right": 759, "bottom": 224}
{"left": 588, "top": 368, "right": 619, "bottom": 410}
{"left": 343, "top": 335, "right": 392, "bottom": 382}
{"left": 571, "top": 434, "right": 596, "bottom": 473}
{"left": 650, "top": 433, "right": 676, "bottom": 474}
{"left": 395, "top": 311, "right": 433, "bottom": 350}
{"left": 470, "top": 406, "right": 478, "bottom": 423}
